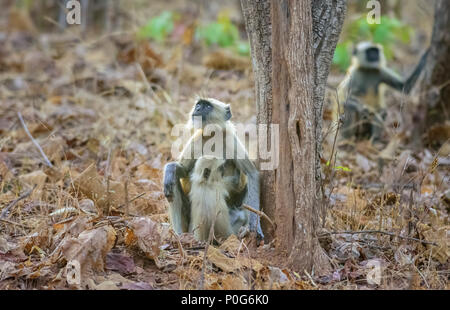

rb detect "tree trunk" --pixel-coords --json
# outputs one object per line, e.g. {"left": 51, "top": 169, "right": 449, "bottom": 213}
{"left": 241, "top": 0, "right": 276, "bottom": 239}
{"left": 414, "top": 0, "right": 450, "bottom": 146}
{"left": 241, "top": 0, "right": 346, "bottom": 274}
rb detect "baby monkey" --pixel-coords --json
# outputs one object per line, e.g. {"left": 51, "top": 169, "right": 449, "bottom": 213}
{"left": 189, "top": 156, "right": 234, "bottom": 242}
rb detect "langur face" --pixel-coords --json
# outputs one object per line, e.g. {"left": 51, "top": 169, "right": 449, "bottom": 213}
{"left": 192, "top": 100, "right": 214, "bottom": 122}
{"left": 353, "top": 42, "right": 385, "bottom": 69}
{"left": 366, "top": 47, "right": 380, "bottom": 63}
{"left": 191, "top": 98, "right": 232, "bottom": 128}
{"left": 194, "top": 156, "right": 226, "bottom": 183}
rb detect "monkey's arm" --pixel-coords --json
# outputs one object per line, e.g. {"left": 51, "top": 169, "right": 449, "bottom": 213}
{"left": 381, "top": 49, "right": 429, "bottom": 94}
{"left": 163, "top": 129, "right": 201, "bottom": 233}
{"left": 163, "top": 162, "right": 191, "bottom": 233}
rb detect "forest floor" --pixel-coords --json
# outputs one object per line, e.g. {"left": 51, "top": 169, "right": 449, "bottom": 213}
{"left": 0, "top": 4, "right": 448, "bottom": 290}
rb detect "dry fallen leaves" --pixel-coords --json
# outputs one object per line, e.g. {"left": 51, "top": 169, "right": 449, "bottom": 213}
{"left": 59, "top": 225, "right": 116, "bottom": 286}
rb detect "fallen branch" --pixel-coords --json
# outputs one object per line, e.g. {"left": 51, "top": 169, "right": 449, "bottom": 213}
{"left": 242, "top": 204, "right": 276, "bottom": 229}
{"left": 17, "top": 112, "right": 53, "bottom": 168}
{"left": 0, "top": 185, "right": 36, "bottom": 219}
{"left": 319, "top": 230, "right": 438, "bottom": 246}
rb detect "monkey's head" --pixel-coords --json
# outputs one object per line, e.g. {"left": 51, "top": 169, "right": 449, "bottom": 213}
{"left": 190, "top": 98, "right": 232, "bottom": 128}
{"left": 353, "top": 42, "right": 386, "bottom": 69}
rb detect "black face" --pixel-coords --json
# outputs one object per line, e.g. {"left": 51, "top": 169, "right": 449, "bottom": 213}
{"left": 192, "top": 100, "right": 213, "bottom": 121}
{"left": 366, "top": 47, "right": 380, "bottom": 63}
{"left": 202, "top": 168, "right": 211, "bottom": 180}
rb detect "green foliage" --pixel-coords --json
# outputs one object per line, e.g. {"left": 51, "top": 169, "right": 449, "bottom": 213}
{"left": 234, "top": 41, "right": 250, "bottom": 56}
{"left": 326, "top": 161, "right": 352, "bottom": 172}
{"left": 333, "top": 15, "right": 413, "bottom": 71}
{"left": 138, "top": 11, "right": 175, "bottom": 42}
{"left": 333, "top": 42, "right": 352, "bottom": 72}
{"left": 197, "top": 12, "right": 239, "bottom": 47}
{"left": 16, "top": 0, "right": 33, "bottom": 9}
{"left": 197, "top": 11, "right": 250, "bottom": 56}
{"left": 137, "top": 10, "right": 250, "bottom": 56}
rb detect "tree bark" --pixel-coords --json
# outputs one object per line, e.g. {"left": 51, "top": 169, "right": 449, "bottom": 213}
{"left": 241, "top": 0, "right": 276, "bottom": 239}
{"left": 241, "top": 0, "right": 346, "bottom": 274}
{"left": 414, "top": 0, "right": 450, "bottom": 146}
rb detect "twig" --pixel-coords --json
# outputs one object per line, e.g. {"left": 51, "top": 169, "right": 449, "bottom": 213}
{"left": 304, "top": 269, "right": 318, "bottom": 288}
{"left": 1, "top": 185, "right": 36, "bottom": 219}
{"left": 117, "top": 192, "right": 146, "bottom": 210}
{"left": 17, "top": 112, "right": 53, "bottom": 168}
{"left": 319, "top": 230, "right": 438, "bottom": 246}
{"left": 170, "top": 229, "right": 185, "bottom": 260}
{"left": 0, "top": 218, "right": 31, "bottom": 229}
{"left": 242, "top": 204, "right": 276, "bottom": 229}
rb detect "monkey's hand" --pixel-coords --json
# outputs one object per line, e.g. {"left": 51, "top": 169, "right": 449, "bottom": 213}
{"left": 237, "top": 225, "right": 250, "bottom": 239}
{"left": 163, "top": 162, "right": 187, "bottom": 202}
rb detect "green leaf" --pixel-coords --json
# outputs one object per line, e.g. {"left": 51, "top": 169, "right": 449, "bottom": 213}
{"left": 198, "top": 11, "right": 241, "bottom": 48}
{"left": 333, "top": 43, "right": 351, "bottom": 71}
{"left": 138, "top": 11, "right": 175, "bottom": 42}
{"left": 334, "top": 166, "right": 352, "bottom": 172}
{"left": 235, "top": 41, "right": 250, "bottom": 56}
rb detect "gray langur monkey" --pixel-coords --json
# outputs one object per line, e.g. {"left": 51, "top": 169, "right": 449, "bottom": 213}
{"left": 163, "top": 98, "right": 263, "bottom": 242}
{"left": 333, "top": 41, "right": 429, "bottom": 141}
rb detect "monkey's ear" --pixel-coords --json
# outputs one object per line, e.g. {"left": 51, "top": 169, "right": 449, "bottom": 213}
{"left": 225, "top": 105, "right": 232, "bottom": 121}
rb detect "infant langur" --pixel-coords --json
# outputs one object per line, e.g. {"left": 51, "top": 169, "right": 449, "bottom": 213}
{"left": 189, "top": 156, "right": 238, "bottom": 242}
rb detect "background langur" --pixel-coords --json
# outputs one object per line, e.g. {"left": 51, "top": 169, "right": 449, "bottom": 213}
{"left": 333, "top": 41, "right": 429, "bottom": 141}
{"left": 189, "top": 156, "right": 243, "bottom": 242}
{"left": 163, "top": 98, "right": 263, "bottom": 241}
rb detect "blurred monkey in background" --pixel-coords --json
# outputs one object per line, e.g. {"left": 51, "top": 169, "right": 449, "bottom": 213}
{"left": 333, "top": 42, "right": 429, "bottom": 142}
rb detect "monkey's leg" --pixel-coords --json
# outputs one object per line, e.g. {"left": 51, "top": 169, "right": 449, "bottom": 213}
{"left": 191, "top": 211, "right": 212, "bottom": 241}
{"left": 245, "top": 170, "right": 264, "bottom": 241}
{"left": 369, "top": 110, "right": 386, "bottom": 143}
{"left": 163, "top": 162, "right": 190, "bottom": 233}
{"left": 229, "top": 207, "right": 249, "bottom": 235}
{"left": 341, "top": 100, "right": 361, "bottom": 139}
{"left": 214, "top": 207, "right": 234, "bottom": 241}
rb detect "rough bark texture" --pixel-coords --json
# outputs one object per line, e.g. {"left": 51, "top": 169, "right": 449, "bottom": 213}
{"left": 271, "top": 0, "right": 317, "bottom": 271}
{"left": 242, "top": 0, "right": 346, "bottom": 274}
{"left": 309, "top": 0, "right": 347, "bottom": 274}
{"left": 415, "top": 0, "right": 450, "bottom": 140}
{"left": 241, "top": 0, "right": 276, "bottom": 239}
{"left": 312, "top": 0, "right": 347, "bottom": 224}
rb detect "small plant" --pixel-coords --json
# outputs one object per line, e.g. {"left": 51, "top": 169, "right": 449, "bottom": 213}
{"left": 333, "top": 15, "right": 413, "bottom": 71}
{"left": 196, "top": 11, "right": 239, "bottom": 48}
{"left": 137, "top": 10, "right": 250, "bottom": 56}
{"left": 326, "top": 161, "right": 352, "bottom": 172}
{"left": 196, "top": 11, "right": 250, "bottom": 56}
{"left": 138, "top": 11, "right": 176, "bottom": 42}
